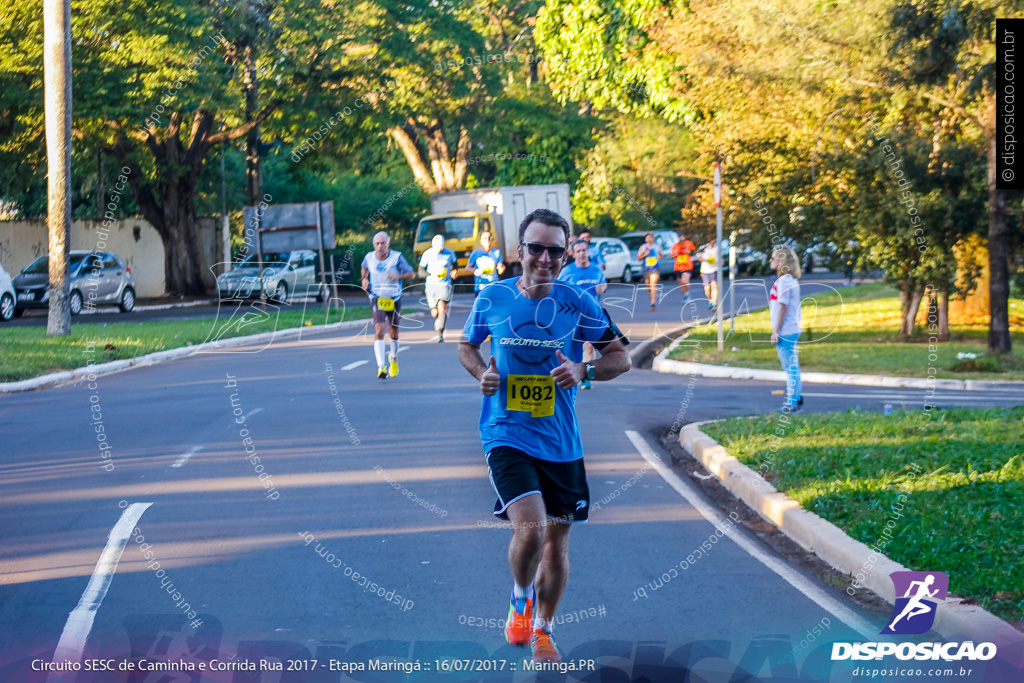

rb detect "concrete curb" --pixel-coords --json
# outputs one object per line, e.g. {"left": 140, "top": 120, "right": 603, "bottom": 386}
{"left": 655, "top": 357, "right": 1024, "bottom": 393}
{"left": 678, "top": 421, "right": 1024, "bottom": 646}
{"left": 0, "top": 316, "right": 381, "bottom": 394}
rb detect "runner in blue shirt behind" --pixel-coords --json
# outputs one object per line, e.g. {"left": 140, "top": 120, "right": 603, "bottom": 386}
{"left": 557, "top": 239, "right": 607, "bottom": 301}
{"left": 556, "top": 240, "right": 608, "bottom": 389}
{"left": 467, "top": 231, "right": 505, "bottom": 294}
{"left": 458, "top": 209, "right": 630, "bottom": 664}
{"left": 361, "top": 231, "right": 414, "bottom": 379}
{"left": 576, "top": 228, "right": 605, "bottom": 272}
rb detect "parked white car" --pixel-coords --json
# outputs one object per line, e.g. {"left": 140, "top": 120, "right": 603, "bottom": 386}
{"left": 589, "top": 237, "right": 637, "bottom": 283}
{"left": 0, "top": 262, "right": 15, "bottom": 321}
{"left": 217, "top": 249, "right": 326, "bottom": 303}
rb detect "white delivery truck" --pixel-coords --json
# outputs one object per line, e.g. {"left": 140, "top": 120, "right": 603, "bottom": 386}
{"left": 413, "top": 183, "right": 572, "bottom": 278}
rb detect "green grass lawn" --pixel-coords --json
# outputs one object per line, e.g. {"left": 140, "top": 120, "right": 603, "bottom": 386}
{"left": 0, "top": 304, "right": 372, "bottom": 383}
{"left": 702, "top": 407, "right": 1024, "bottom": 627}
{"left": 670, "top": 283, "right": 1024, "bottom": 380}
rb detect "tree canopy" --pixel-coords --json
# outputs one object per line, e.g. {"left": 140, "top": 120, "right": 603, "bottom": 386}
{"left": 536, "top": 0, "right": 1021, "bottom": 348}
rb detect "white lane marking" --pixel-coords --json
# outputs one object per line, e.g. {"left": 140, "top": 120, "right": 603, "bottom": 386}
{"left": 245, "top": 408, "right": 263, "bottom": 420}
{"left": 50, "top": 503, "right": 153, "bottom": 669}
{"left": 171, "top": 445, "right": 202, "bottom": 469}
{"left": 398, "top": 345, "right": 411, "bottom": 352}
{"left": 624, "top": 430, "right": 877, "bottom": 638}
{"left": 342, "top": 360, "right": 368, "bottom": 371}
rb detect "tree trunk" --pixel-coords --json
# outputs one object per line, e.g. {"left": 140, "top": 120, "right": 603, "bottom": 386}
{"left": 389, "top": 125, "right": 439, "bottom": 194}
{"left": 44, "top": 0, "right": 71, "bottom": 335}
{"left": 96, "top": 151, "right": 104, "bottom": 220}
{"left": 900, "top": 284, "right": 924, "bottom": 340}
{"left": 985, "top": 94, "right": 1012, "bottom": 353}
{"left": 389, "top": 119, "right": 472, "bottom": 194}
{"left": 938, "top": 286, "right": 949, "bottom": 342}
{"left": 161, "top": 200, "right": 206, "bottom": 295}
{"left": 897, "top": 283, "right": 911, "bottom": 338}
{"left": 244, "top": 45, "right": 263, "bottom": 206}
{"left": 121, "top": 124, "right": 210, "bottom": 296}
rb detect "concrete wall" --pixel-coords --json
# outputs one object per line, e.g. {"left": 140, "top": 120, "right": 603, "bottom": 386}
{"left": 0, "top": 217, "right": 223, "bottom": 298}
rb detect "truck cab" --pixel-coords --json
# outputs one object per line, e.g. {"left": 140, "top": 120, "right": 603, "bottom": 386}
{"left": 412, "top": 184, "right": 572, "bottom": 280}
{"left": 414, "top": 211, "right": 495, "bottom": 274}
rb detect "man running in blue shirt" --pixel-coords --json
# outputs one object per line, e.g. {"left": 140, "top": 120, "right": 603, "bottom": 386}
{"left": 458, "top": 209, "right": 630, "bottom": 663}
{"left": 361, "top": 231, "right": 414, "bottom": 379}
{"left": 418, "top": 234, "right": 458, "bottom": 342}
{"left": 556, "top": 240, "right": 608, "bottom": 389}
{"left": 467, "top": 231, "right": 505, "bottom": 294}
{"left": 557, "top": 239, "right": 607, "bottom": 301}
{"left": 576, "top": 229, "right": 605, "bottom": 272}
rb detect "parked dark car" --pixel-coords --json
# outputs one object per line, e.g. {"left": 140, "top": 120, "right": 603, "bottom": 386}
{"left": 13, "top": 251, "right": 136, "bottom": 316}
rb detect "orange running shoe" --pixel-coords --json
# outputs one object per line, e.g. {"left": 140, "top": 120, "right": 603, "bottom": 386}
{"left": 531, "top": 628, "right": 562, "bottom": 663}
{"left": 505, "top": 594, "right": 533, "bottom": 646}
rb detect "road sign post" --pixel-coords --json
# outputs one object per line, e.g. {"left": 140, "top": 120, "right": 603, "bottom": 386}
{"left": 730, "top": 229, "right": 738, "bottom": 333}
{"left": 714, "top": 163, "right": 723, "bottom": 352}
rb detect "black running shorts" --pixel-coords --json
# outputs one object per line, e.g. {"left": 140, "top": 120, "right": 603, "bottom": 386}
{"left": 371, "top": 296, "right": 402, "bottom": 324}
{"left": 486, "top": 446, "right": 590, "bottom": 523}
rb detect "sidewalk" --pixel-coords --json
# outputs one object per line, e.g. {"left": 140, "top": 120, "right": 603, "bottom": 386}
{"left": 653, "top": 340, "right": 1024, "bottom": 393}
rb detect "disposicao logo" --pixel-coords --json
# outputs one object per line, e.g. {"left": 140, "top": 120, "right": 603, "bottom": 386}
{"left": 830, "top": 569, "right": 997, "bottom": 664}
{"left": 883, "top": 571, "right": 948, "bottom": 635}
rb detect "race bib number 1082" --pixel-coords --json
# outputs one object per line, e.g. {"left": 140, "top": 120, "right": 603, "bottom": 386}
{"left": 507, "top": 375, "right": 555, "bottom": 418}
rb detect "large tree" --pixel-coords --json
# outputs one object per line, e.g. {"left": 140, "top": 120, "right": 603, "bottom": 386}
{"left": 1, "top": 0, "right": 369, "bottom": 295}
{"left": 537, "top": 0, "right": 1014, "bottom": 347}
{"left": 883, "top": 0, "right": 1019, "bottom": 352}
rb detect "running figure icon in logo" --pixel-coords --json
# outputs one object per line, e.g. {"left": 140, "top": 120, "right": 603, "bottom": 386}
{"left": 883, "top": 571, "right": 949, "bottom": 635}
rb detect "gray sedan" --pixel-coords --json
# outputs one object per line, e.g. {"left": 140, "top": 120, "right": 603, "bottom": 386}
{"left": 217, "top": 250, "right": 325, "bottom": 303}
{"left": 13, "top": 251, "right": 136, "bottom": 316}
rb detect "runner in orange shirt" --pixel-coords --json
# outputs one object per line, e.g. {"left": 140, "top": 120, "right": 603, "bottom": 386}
{"left": 670, "top": 232, "right": 697, "bottom": 303}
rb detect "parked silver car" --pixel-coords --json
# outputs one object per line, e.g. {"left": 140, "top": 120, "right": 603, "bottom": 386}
{"left": 0, "top": 262, "right": 15, "bottom": 321}
{"left": 589, "top": 237, "right": 637, "bottom": 283}
{"left": 13, "top": 251, "right": 136, "bottom": 316}
{"left": 217, "top": 249, "right": 325, "bottom": 303}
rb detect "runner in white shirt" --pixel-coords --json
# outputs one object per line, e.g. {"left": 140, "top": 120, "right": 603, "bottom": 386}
{"left": 361, "top": 231, "right": 414, "bottom": 379}
{"left": 418, "top": 234, "right": 458, "bottom": 342}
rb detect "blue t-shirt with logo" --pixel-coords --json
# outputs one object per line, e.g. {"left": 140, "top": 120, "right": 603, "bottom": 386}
{"left": 420, "top": 247, "right": 458, "bottom": 284}
{"left": 463, "top": 278, "right": 612, "bottom": 462}
{"left": 468, "top": 247, "right": 503, "bottom": 292}
{"left": 557, "top": 262, "right": 607, "bottom": 300}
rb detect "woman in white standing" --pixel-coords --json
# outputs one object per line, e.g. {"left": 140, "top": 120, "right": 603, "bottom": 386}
{"left": 769, "top": 247, "right": 803, "bottom": 412}
{"left": 699, "top": 239, "right": 719, "bottom": 310}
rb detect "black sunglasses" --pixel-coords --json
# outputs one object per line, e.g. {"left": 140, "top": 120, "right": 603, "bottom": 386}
{"left": 521, "top": 242, "right": 567, "bottom": 260}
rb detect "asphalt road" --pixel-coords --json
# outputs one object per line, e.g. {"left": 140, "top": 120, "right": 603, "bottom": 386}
{"left": 1, "top": 276, "right": 1021, "bottom": 682}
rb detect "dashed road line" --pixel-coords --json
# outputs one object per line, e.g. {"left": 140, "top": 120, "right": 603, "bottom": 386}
{"left": 171, "top": 445, "right": 202, "bottom": 469}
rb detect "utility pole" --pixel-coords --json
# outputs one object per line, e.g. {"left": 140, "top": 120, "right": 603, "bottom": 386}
{"left": 44, "top": 0, "right": 71, "bottom": 335}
